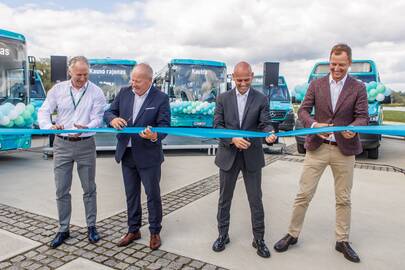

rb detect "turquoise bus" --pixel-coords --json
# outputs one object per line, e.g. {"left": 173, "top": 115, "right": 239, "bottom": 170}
{"left": 0, "top": 29, "right": 36, "bottom": 152}
{"left": 89, "top": 58, "right": 137, "bottom": 149}
{"left": 154, "top": 59, "right": 227, "bottom": 150}
{"left": 252, "top": 75, "right": 295, "bottom": 131}
{"left": 295, "top": 60, "right": 387, "bottom": 159}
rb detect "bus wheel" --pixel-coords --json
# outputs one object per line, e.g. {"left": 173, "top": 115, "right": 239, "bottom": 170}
{"left": 297, "top": 143, "right": 306, "bottom": 154}
{"left": 368, "top": 147, "right": 379, "bottom": 159}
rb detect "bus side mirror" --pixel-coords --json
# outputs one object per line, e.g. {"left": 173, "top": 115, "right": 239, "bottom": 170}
{"left": 30, "top": 70, "right": 36, "bottom": 86}
{"left": 227, "top": 82, "right": 232, "bottom": 91}
{"left": 382, "top": 95, "right": 391, "bottom": 104}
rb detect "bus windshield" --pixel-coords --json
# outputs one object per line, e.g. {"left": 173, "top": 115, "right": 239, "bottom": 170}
{"left": 252, "top": 76, "right": 290, "bottom": 101}
{"left": 0, "top": 37, "right": 27, "bottom": 104}
{"left": 89, "top": 64, "right": 133, "bottom": 102}
{"left": 171, "top": 64, "right": 226, "bottom": 102}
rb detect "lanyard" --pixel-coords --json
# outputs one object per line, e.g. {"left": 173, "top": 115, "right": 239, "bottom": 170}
{"left": 70, "top": 82, "right": 89, "bottom": 111}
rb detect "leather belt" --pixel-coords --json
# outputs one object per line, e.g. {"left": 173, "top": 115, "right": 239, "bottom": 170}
{"left": 57, "top": 135, "right": 93, "bottom": 142}
{"left": 323, "top": 139, "right": 338, "bottom": 146}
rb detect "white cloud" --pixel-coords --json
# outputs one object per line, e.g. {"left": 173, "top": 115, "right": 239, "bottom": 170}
{"left": 1, "top": 0, "right": 405, "bottom": 91}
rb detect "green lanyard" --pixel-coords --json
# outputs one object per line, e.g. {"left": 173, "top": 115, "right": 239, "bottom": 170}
{"left": 70, "top": 82, "right": 89, "bottom": 110}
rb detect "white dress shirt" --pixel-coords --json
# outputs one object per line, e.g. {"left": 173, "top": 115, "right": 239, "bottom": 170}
{"left": 127, "top": 85, "right": 151, "bottom": 147}
{"left": 236, "top": 88, "right": 250, "bottom": 127}
{"left": 324, "top": 74, "right": 348, "bottom": 141}
{"left": 38, "top": 80, "right": 107, "bottom": 137}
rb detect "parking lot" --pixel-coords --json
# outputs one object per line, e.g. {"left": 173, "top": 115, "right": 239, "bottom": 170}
{"left": 0, "top": 136, "right": 404, "bottom": 270}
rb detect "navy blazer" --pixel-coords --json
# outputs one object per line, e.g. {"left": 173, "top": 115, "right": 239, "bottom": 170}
{"left": 104, "top": 86, "right": 171, "bottom": 168}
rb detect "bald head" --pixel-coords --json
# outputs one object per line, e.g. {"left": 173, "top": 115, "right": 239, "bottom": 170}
{"left": 131, "top": 63, "right": 154, "bottom": 96}
{"left": 232, "top": 61, "right": 254, "bottom": 94}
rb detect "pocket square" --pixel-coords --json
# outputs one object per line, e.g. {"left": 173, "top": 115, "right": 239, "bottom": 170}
{"left": 145, "top": 107, "right": 156, "bottom": 110}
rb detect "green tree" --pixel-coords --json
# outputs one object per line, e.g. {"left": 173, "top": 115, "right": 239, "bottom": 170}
{"left": 35, "top": 58, "right": 53, "bottom": 92}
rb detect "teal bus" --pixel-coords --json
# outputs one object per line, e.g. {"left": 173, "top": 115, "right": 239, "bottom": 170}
{"left": 89, "top": 58, "right": 137, "bottom": 150}
{"left": 251, "top": 75, "right": 295, "bottom": 131}
{"left": 0, "top": 29, "right": 36, "bottom": 152}
{"left": 154, "top": 59, "right": 227, "bottom": 150}
{"left": 295, "top": 60, "right": 387, "bottom": 159}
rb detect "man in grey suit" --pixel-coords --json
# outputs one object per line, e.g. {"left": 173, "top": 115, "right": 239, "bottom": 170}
{"left": 212, "top": 61, "right": 277, "bottom": 258}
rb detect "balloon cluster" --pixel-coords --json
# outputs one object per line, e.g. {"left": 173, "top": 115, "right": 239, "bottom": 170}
{"left": 171, "top": 101, "right": 215, "bottom": 116}
{"left": 365, "top": 81, "right": 391, "bottom": 102}
{"left": 0, "top": 102, "right": 37, "bottom": 128}
{"left": 292, "top": 83, "right": 309, "bottom": 102}
{"left": 292, "top": 81, "right": 392, "bottom": 102}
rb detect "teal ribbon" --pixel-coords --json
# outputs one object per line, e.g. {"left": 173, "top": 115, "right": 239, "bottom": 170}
{"left": 1, "top": 125, "right": 405, "bottom": 138}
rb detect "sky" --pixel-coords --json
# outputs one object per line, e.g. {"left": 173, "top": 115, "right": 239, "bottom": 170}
{"left": 1, "top": 0, "right": 405, "bottom": 91}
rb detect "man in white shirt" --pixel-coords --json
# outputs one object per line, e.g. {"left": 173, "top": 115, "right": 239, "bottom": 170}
{"left": 38, "top": 56, "right": 107, "bottom": 248}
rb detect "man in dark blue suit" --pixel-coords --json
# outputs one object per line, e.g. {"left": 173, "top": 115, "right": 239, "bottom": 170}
{"left": 104, "top": 63, "right": 170, "bottom": 250}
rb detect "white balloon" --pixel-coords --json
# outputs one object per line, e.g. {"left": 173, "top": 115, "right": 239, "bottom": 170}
{"left": 376, "top": 93, "right": 385, "bottom": 102}
{"left": 8, "top": 109, "right": 19, "bottom": 120}
{"left": 15, "top": 102, "right": 26, "bottom": 114}
{"left": 0, "top": 116, "right": 10, "bottom": 126}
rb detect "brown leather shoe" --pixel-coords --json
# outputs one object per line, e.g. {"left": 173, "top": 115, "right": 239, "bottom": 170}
{"left": 150, "top": 234, "right": 161, "bottom": 250}
{"left": 117, "top": 231, "right": 141, "bottom": 247}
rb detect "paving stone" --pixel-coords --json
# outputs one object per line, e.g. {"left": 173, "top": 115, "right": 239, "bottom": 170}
{"left": 163, "top": 253, "right": 178, "bottom": 261}
{"left": 104, "top": 259, "right": 119, "bottom": 267}
{"left": 115, "top": 262, "right": 130, "bottom": 270}
{"left": 0, "top": 262, "right": 12, "bottom": 269}
{"left": 92, "top": 255, "right": 108, "bottom": 263}
{"left": 10, "top": 255, "right": 26, "bottom": 263}
{"left": 144, "top": 255, "right": 158, "bottom": 263}
{"left": 202, "top": 264, "right": 217, "bottom": 270}
{"left": 166, "top": 261, "right": 183, "bottom": 270}
{"left": 124, "top": 256, "right": 138, "bottom": 264}
{"left": 114, "top": 252, "right": 129, "bottom": 261}
{"left": 155, "top": 258, "right": 171, "bottom": 267}
{"left": 48, "top": 260, "right": 64, "bottom": 268}
{"left": 146, "top": 262, "right": 162, "bottom": 270}
{"left": 26, "top": 262, "right": 42, "bottom": 270}
{"left": 175, "top": 257, "right": 191, "bottom": 265}
{"left": 189, "top": 261, "right": 205, "bottom": 269}
{"left": 133, "top": 251, "right": 147, "bottom": 259}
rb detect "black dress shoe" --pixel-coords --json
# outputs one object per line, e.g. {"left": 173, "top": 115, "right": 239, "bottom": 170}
{"left": 335, "top": 241, "right": 360, "bottom": 263}
{"left": 212, "top": 234, "right": 230, "bottom": 252}
{"left": 252, "top": 239, "right": 271, "bottom": 258}
{"left": 50, "top": 231, "right": 70, "bottom": 249}
{"left": 88, "top": 226, "right": 101, "bottom": 243}
{"left": 274, "top": 234, "right": 298, "bottom": 252}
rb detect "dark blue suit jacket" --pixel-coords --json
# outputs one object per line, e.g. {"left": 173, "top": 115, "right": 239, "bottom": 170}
{"left": 104, "top": 86, "right": 171, "bottom": 168}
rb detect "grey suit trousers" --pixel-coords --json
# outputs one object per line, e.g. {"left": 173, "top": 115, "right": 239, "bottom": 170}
{"left": 53, "top": 136, "right": 97, "bottom": 232}
{"left": 217, "top": 151, "right": 265, "bottom": 240}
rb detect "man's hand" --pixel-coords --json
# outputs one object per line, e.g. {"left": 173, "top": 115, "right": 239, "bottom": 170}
{"left": 50, "top": 124, "right": 64, "bottom": 130}
{"left": 314, "top": 122, "right": 333, "bottom": 140}
{"left": 110, "top": 117, "right": 127, "bottom": 130}
{"left": 139, "top": 126, "right": 158, "bottom": 141}
{"left": 69, "top": 123, "right": 88, "bottom": 138}
{"left": 341, "top": 130, "right": 356, "bottom": 139}
{"left": 231, "top": 137, "right": 251, "bottom": 150}
{"left": 265, "top": 133, "right": 277, "bottom": 144}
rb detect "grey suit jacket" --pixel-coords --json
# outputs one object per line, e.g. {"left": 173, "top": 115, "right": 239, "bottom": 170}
{"left": 214, "top": 88, "right": 274, "bottom": 172}
{"left": 298, "top": 74, "right": 369, "bottom": 156}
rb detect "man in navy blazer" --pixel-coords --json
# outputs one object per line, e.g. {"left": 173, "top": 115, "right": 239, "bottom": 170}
{"left": 104, "top": 63, "right": 170, "bottom": 250}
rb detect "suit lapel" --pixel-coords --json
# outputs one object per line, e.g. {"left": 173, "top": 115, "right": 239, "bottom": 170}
{"left": 241, "top": 89, "right": 255, "bottom": 128}
{"left": 231, "top": 89, "right": 240, "bottom": 128}
{"left": 134, "top": 87, "right": 155, "bottom": 125}
{"left": 322, "top": 76, "right": 333, "bottom": 114}
{"left": 334, "top": 76, "right": 352, "bottom": 114}
{"left": 127, "top": 88, "right": 135, "bottom": 126}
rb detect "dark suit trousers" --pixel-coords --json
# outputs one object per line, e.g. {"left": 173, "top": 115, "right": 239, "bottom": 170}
{"left": 121, "top": 148, "right": 162, "bottom": 234}
{"left": 217, "top": 151, "right": 265, "bottom": 240}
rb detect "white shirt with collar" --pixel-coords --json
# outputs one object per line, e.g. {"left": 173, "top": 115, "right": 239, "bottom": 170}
{"left": 235, "top": 88, "right": 250, "bottom": 127}
{"left": 38, "top": 80, "right": 107, "bottom": 137}
{"left": 314, "top": 73, "right": 348, "bottom": 142}
{"left": 127, "top": 84, "right": 152, "bottom": 147}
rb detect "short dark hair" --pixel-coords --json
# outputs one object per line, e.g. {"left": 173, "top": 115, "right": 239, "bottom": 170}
{"left": 330, "top": 43, "right": 352, "bottom": 62}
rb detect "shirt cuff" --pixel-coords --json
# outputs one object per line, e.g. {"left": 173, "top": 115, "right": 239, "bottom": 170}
{"left": 311, "top": 122, "right": 318, "bottom": 128}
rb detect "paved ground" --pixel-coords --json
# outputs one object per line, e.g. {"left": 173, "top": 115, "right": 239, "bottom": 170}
{"left": 0, "top": 136, "right": 404, "bottom": 270}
